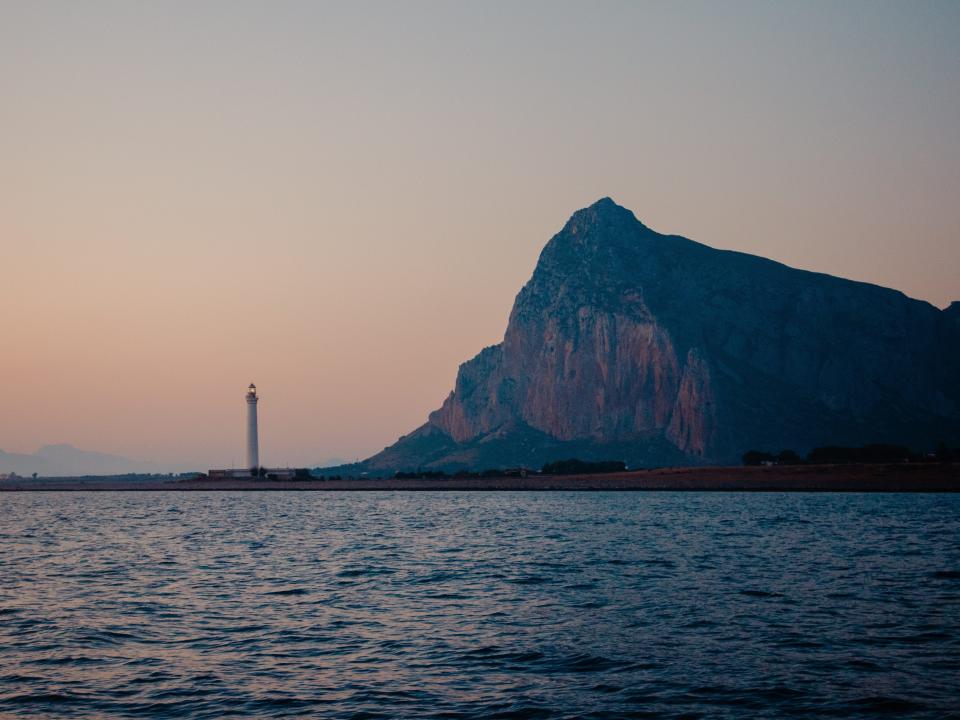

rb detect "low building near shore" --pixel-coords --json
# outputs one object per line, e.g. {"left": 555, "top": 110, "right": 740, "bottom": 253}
{"left": 264, "top": 468, "right": 296, "bottom": 480}
{"left": 207, "top": 469, "right": 252, "bottom": 479}
{"left": 207, "top": 467, "right": 298, "bottom": 480}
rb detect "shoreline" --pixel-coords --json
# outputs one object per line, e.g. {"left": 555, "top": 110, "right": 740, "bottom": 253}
{"left": 2, "top": 463, "right": 958, "bottom": 492}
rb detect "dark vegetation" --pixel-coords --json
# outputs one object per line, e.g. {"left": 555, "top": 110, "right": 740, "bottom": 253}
{"left": 742, "top": 443, "right": 960, "bottom": 466}
{"left": 391, "top": 458, "right": 628, "bottom": 480}
{"left": 393, "top": 468, "right": 532, "bottom": 480}
{"left": 276, "top": 469, "right": 335, "bottom": 481}
{"left": 541, "top": 458, "right": 627, "bottom": 475}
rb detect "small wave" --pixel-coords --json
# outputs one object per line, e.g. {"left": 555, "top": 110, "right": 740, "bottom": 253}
{"left": 738, "top": 589, "right": 781, "bottom": 598}
{"left": 752, "top": 685, "right": 805, "bottom": 702}
{"left": 592, "top": 683, "right": 623, "bottom": 694}
{"left": 32, "top": 654, "right": 108, "bottom": 666}
{"left": 246, "top": 695, "right": 317, "bottom": 711}
{"left": 221, "top": 623, "right": 269, "bottom": 634}
{"left": 129, "top": 670, "right": 177, "bottom": 685}
{"left": 573, "top": 600, "right": 608, "bottom": 609}
{"left": 0, "top": 692, "right": 86, "bottom": 706}
{"left": 264, "top": 588, "right": 308, "bottom": 596}
{"left": 72, "top": 629, "right": 137, "bottom": 647}
{"left": 480, "top": 703, "right": 557, "bottom": 719}
{"left": 0, "top": 674, "right": 41, "bottom": 684}
{"left": 681, "top": 619, "right": 717, "bottom": 629}
{"left": 424, "top": 592, "right": 470, "bottom": 600}
{"left": 148, "top": 686, "right": 211, "bottom": 701}
{"left": 412, "top": 571, "right": 460, "bottom": 584}
{"left": 897, "top": 631, "right": 951, "bottom": 644}
{"left": 842, "top": 695, "right": 927, "bottom": 714}
{"left": 641, "top": 558, "right": 676, "bottom": 567}
{"left": 462, "top": 646, "right": 546, "bottom": 666}
{"left": 846, "top": 658, "right": 883, "bottom": 671}
{"left": 509, "top": 576, "right": 553, "bottom": 586}
{"left": 777, "top": 638, "right": 823, "bottom": 649}
{"left": 932, "top": 570, "right": 960, "bottom": 579}
{"left": 337, "top": 567, "right": 394, "bottom": 578}
{"left": 554, "top": 653, "right": 633, "bottom": 674}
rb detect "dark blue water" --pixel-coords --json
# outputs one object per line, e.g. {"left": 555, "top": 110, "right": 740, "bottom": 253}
{"left": 1, "top": 491, "right": 958, "bottom": 719}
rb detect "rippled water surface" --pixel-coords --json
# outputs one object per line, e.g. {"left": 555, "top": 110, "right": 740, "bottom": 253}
{"left": 1, "top": 491, "right": 959, "bottom": 719}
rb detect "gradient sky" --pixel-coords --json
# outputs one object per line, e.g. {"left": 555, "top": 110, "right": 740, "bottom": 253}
{"left": 2, "top": 1, "right": 958, "bottom": 470}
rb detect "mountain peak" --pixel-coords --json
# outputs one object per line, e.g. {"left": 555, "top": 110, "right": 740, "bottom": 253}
{"left": 564, "top": 197, "right": 646, "bottom": 236}
{"left": 589, "top": 196, "right": 619, "bottom": 209}
{"left": 580, "top": 196, "right": 636, "bottom": 218}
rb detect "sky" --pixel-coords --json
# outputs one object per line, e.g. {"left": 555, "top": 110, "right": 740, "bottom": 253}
{"left": 1, "top": 1, "right": 958, "bottom": 470}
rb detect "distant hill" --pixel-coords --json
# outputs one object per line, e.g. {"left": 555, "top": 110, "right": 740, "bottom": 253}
{"left": 358, "top": 198, "right": 960, "bottom": 473}
{"left": 0, "top": 444, "right": 158, "bottom": 477}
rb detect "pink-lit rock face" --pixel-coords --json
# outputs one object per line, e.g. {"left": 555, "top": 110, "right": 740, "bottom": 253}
{"left": 366, "top": 198, "right": 960, "bottom": 472}
{"left": 430, "top": 311, "right": 714, "bottom": 457}
{"left": 428, "top": 199, "right": 722, "bottom": 460}
{"left": 666, "top": 349, "right": 716, "bottom": 458}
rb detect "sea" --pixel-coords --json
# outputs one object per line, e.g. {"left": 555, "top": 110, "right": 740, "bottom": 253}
{"left": 1, "top": 491, "right": 958, "bottom": 719}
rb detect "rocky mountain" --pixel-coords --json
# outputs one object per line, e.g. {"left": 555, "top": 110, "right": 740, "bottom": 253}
{"left": 361, "top": 198, "right": 960, "bottom": 472}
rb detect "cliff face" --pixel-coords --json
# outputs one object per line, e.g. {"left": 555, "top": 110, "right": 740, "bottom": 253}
{"left": 365, "top": 198, "right": 960, "bottom": 471}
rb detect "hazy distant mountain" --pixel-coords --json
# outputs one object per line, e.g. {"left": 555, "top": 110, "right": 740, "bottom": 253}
{"left": 361, "top": 198, "right": 960, "bottom": 472}
{"left": 0, "top": 444, "right": 157, "bottom": 477}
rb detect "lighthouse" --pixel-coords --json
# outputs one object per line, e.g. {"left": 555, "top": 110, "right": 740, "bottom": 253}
{"left": 246, "top": 383, "right": 259, "bottom": 471}
{"left": 207, "top": 383, "right": 294, "bottom": 480}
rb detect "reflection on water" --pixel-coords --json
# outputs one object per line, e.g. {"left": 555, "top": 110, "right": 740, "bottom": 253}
{"left": 1, "top": 491, "right": 958, "bottom": 718}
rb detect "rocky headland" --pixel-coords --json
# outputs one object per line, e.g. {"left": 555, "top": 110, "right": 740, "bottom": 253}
{"left": 358, "top": 198, "right": 960, "bottom": 473}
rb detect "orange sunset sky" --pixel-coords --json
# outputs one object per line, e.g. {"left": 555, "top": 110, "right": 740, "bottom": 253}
{"left": 2, "top": 2, "right": 958, "bottom": 469}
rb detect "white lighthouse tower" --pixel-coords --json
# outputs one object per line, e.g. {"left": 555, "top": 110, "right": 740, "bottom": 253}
{"left": 245, "top": 383, "right": 259, "bottom": 471}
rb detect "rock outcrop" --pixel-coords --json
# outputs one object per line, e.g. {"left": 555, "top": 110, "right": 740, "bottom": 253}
{"left": 362, "top": 198, "right": 960, "bottom": 472}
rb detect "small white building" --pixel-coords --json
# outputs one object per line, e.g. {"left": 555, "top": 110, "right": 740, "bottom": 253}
{"left": 206, "top": 467, "right": 299, "bottom": 480}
